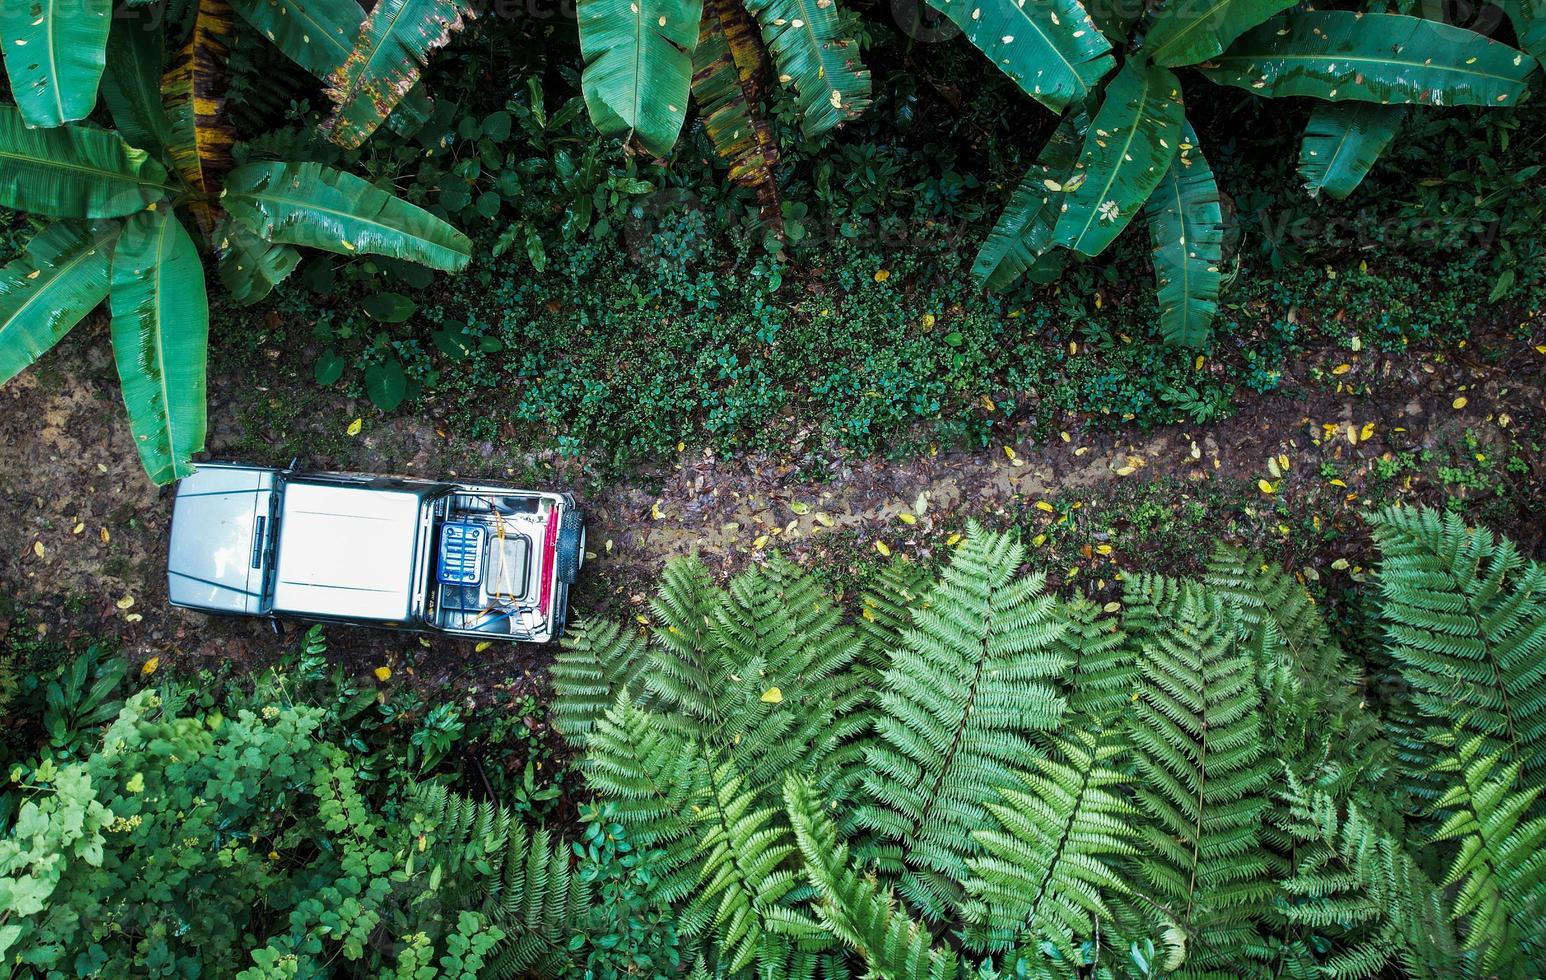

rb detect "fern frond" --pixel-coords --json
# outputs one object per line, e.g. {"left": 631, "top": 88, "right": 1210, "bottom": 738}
{"left": 964, "top": 729, "right": 1140, "bottom": 961}
{"left": 646, "top": 556, "right": 732, "bottom": 726}
{"left": 407, "top": 785, "right": 587, "bottom": 978}
{"left": 582, "top": 693, "right": 704, "bottom": 904}
{"left": 680, "top": 762, "right": 809, "bottom": 973}
{"left": 1125, "top": 582, "right": 1275, "bottom": 974}
{"left": 1058, "top": 598, "right": 1134, "bottom": 724}
{"left": 1426, "top": 732, "right": 1546, "bottom": 974}
{"left": 857, "top": 554, "right": 936, "bottom": 662}
{"left": 785, "top": 776, "right": 963, "bottom": 980}
{"left": 1208, "top": 546, "right": 1391, "bottom": 800}
{"left": 550, "top": 618, "right": 649, "bottom": 746}
{"left": 1372, "top": 506, "right": 1546, "bottom": 782}
{"left": 1278, "top": 778, "right": 1466, "bottom": 980}
{"left": 856, "top": 523, "right": 1069, "bottom": 921}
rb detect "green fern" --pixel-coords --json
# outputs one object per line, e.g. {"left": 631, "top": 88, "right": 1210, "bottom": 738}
{"left": 1426, "top": 732, "right": 1546, "bottom": 974}
{"left": 785, "top": 775, "right": 964, "bottom": 980}
{"left": 581, "top": 694, "right": 704, "bottom": 904}
{"left": 1124, "top": 579, "right": 1275, "bottom": 974}
{"left": 857, "top": 554, "right": 936, "bottom": 658}
{"left": 549, "top": 618, "right": 649, "bottom": 747}
{"left": 678, "top": 762, "right": 816, "bottom": 972}
{"left": 856, "top": 524, "right": 1069, "bottom": 921}
{"left": 407, "top": 785, "right": 589, "bottom": 978}
{"left": 1372, "top": 507, "right": 1546, "bottom": 782}
{"left": 1057, "top": 598, "right": 1134, "bottom": 724}
{"left": 964, "top": 729, "right": 1139, "bottom": 963}
{"left": 1278, "top": 778, "right": 1465, "bottom": 980}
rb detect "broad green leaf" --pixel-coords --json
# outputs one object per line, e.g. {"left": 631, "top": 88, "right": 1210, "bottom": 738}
{"left": 228, "top": 0, "right": 438, "bottom": 134}
{"left": 0, "top": 0, "right": 111, "bottom": 127}
{"left": 109, "top": 210, "right": 209, "bottom": 485}
{"left": 1199, "top": 12, "right": 1537, "bottom": 107}
{"left": 1144, "top": 121, "right": 1223, "bottom": 347}
{"left": 1297, "top": 102, "right": 1405, "bottom": 200}
{"left": 973, "top": 113, "right": 1084, "bottom": 291}
{"left": 215, "top": 218, "right": 300, "bottom": 304}
{"left": 1053, "top": 60, "right": 1184, "bottom": 258}
{"left": 925, "top": 0, "right": 1114, "bottom": 112}
{"left": 365, "top": 359, "right": 408, "bottom": 410}
{"left": 228, "top": 0, "right": 362, "bottom": 77}
{"left": 162, "top": 0, "right": 237, "bottom": 235}
{"left": 223, "top": 161, "right": 471, "bottom": 271}
{"left": 578, "top": 0, "right": 703, "bottom": 155}
{"left": 103, "top": 12, "right": 174, "bottom": 158}
{"left": 362, "top": 291, "right": 416, "bottom": 322}
{"left": 1497, "top": 0, "right": 1546, "bottom": 71}
{"left": 322, "top": 0, "right": 473, "bottom": 150}
{"left": 0, "top": 221, "right": 119, "bottom": 387}
{"left": 1146, "top": 0, "right": 1298, "bottom": 67}
{"left": 744, "top": 0, "right": 871, "bottom": 137}
{"left": 0, "top": 105, "right": 172, "bottom": 219}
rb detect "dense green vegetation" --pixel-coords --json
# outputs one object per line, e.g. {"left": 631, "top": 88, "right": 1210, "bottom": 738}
{"left": 4, "top": 506, "right": 1544, "bottom": 976}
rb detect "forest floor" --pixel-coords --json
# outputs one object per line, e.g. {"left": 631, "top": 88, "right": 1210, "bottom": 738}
{"left": 2, "top": 311, "right": 1543, "bottom": 698}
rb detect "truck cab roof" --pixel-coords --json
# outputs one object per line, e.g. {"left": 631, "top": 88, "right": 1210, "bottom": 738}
{"left": 270, "top": 481, "right": 428, "bottom": 623}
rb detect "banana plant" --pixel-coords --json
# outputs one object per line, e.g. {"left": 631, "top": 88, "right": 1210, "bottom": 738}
{"left": 576, "top": 0, "right": 871, "bottom": 221}
{"left": 0, "top": 7, "right": 470, "bottom": 485}
{"left": 963, "top": 0, "right": 1542, "bottom": 346}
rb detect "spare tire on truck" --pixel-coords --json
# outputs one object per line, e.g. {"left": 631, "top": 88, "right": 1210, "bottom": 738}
{"left": 555, "top": 508, "right": 585, "bottom": 585}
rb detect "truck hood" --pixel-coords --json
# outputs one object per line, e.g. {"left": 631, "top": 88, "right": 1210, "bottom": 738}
{"left": 167, "top": 465, "right": 277, "bottom": 615}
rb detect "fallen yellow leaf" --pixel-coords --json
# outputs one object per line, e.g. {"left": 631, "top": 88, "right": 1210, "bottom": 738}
{"left": 1096, "top": 544, "right": 1113, "bottom": 556}
{"left": 1194, "top": 355, "right": 1204, "bottom": 371}
{"left": 346, "top": 418, "right": 363, "bottom": 436}
{"left": 651, "top": 501, "right": 665, "bottom": 520}
{"left": 1035, "top": 501, "right": 1054, "bottom": 513}
{"left": 1258, "top": 479, "right": 1277, "bottom": 495}
{"left": 813, "top": 513, "right": 835, "bottom": 528}
{"left": 33, "top": 541, "right": 45, "bottom": 558}
{"left": 875, "top": 541, "right": 891, "bottom": 557}
{"left": 1360, "top": 422, "right": 1376, "bottom": 441}
{"left": 873, "top": 269, "right": 890, "bottom": 282}
{"left": 946, "top": 533, "right": 962, "bottom": 547}
{"left": 475, "top": 641, "right": 492, "bottom": 653}
{"left": 116, "top": 595, "right": 135, "bottom": 610}
{"left": 141, "top": 657, "right": 159, "bottom": 677}
{"left": 1103, "top": 601, "right": 1121, "bottom": 613}
{"left": 761, "top": 687, "right": 784, "bottom": 704}
{"left": 1331, "top": 363, "right": 1352, "bottom": 376}
{"left": 1032, "top": 534, "right": 1047, "bottom": 547}
{"left": 1115, "top": 466, "right": 1136, "bottom": 476}
{"left": 1452, "top": 396, "right": 1468, "bottom": 409}
{"left": 374, "top": 666, "right": 392, "bottom": 682}
{"left": 100, "top": 527, "right": 110, "bottom": 544}
{"left": 753, "top": 534, "right": 770, "bottom": 549}
{"left": 921, "top": 313, "right": 935, "bottom": 330}
{"left": 898, "top": 513, "right": 917, "bottom": 525}
{"left": 1003, "top": 446, "right": 1017, "bottom": 461}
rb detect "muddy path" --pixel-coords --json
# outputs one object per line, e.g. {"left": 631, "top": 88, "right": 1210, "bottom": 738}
{"left": 3, "top": 312, "right": 1543, "bottom": 692}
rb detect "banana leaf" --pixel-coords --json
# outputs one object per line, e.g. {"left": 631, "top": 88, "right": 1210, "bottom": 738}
{"left": 577, "top": 0, "right": 703, "bottom": 156}
{"left": 227, "top": 0, "right": 437, "bottom": 134}
{"left": 1145, "top": 0, "right": 1298, "bottom": 67}
{"left": 322, "top": 0, "right": 472, "bottom": 150}
{"left": 0, "top": 105, "right": 172, "bottom": 219}
{"left": 1052, "top": 61, "right": 1184, "bottom": 258}
{"left": 973, "top": 113, "right": 1084, "bottom": 290}
{"left": 216, "top": 218, "right": 301, "bottom": 304}
{"left": 228, "top": 0, "right": 362, "bottom": 77}
{"left": 109, "top": 210, "right": 209, "bottom": 485}
{"left": 743, "top": 0, "right": 871, "bottom": 137}
{"left": 924, "top": 0, "right": 1114, "bottom": 112}
{"left": 0, "top": 0, "right": 112, "bottom": 127}
{"left": 222, "top": 161, "right": 472, "bottom": 271}
{"left": 162, "top": 0, "right": 237, "bottom": 236}
{"left": 103, "top": 12, "right": 176, "bottom": 159}
{"left": 1144, "top": 121, "right": 1223, "bottom": 347}
{"left": 693, "top": 0, "right": 781, "bottom": 228}
{"left": 1496, "top": 0, "right": 1546, "bottom": 71}
{"left": 1297, "top": 102, "right": 1405, "bottom": 200}
{"left": 0, "top": 221, "right": 119, "bottom": 387}
{"left": 1199, "top": 12, "right": 1537, "bottom": 107}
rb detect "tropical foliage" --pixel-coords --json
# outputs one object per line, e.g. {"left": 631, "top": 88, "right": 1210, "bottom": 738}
{"left": 0, "top": 3, "right": 468, "bottom": 484}
{"left": 961, "top": 0, "right": 1543, "bottom": 346}
{"left": 548, "top": 508, "right": 1546, "bottom": 977}
{"left": 576, "top": 0, "right": 871, "bottom": 225}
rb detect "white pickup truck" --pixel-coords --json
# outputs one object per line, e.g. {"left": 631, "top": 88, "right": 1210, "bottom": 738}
{"left": 166, "top": 463, "right": 584, "bottom": 643}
